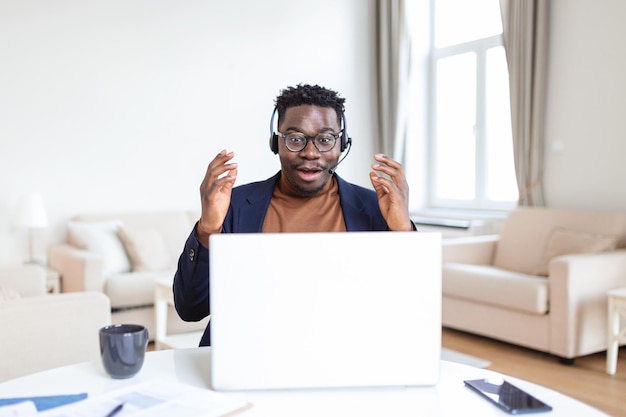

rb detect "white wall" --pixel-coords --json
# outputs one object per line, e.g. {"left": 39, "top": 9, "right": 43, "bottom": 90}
{"left": 3, "top": 0, "right": 626, "bottom": 265}
{"left": 0, "top": 0, "right": 378, "bottom": 264}
{"left": 544, "top": 0, "right": 626, "bottom": 209}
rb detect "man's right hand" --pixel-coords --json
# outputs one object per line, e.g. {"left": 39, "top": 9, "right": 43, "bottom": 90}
{"left": 197, "top": 149, "right": 238, "bottom": 246}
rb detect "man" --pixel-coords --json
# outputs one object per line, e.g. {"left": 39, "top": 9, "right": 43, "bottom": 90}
{"left": 173, "top": 84, "right": 414, "bottom": 346}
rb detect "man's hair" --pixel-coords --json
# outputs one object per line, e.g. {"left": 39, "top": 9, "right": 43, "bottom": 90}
{"left": 275, "top": 84, "right": 346, "bottom": 126}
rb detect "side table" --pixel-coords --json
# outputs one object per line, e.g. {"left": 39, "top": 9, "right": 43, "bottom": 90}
{"left": 606, "top": 287, "right": 626, "bottom": 375}
{"left": 154, "top": 277, "right": 205, "bottom": 350}
{"left": 45, "top": 267, "right": 61, "bottom": 293}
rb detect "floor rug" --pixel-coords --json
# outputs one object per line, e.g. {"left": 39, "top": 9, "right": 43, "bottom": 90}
{"left": 441, "top": 348, "right": 491, "bottom": 368}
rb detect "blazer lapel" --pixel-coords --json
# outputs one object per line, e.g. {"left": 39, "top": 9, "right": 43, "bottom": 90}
{"left": 234, "top": 173, "right": 280, "bottom": 232}
{"left": 336, "top": 175, "right": 372, "bottom": 231}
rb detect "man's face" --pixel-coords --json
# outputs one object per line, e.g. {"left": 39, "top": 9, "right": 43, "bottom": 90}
{"left": 277, "top": 105, "right": 342, "bottom": 196}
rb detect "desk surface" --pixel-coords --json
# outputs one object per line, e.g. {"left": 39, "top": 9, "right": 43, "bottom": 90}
{"left": 0, "top": 348, "right": 609, "bottom": 417}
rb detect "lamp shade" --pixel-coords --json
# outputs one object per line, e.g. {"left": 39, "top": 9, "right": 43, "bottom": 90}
{"left": 15, "top": 193, "right": 48, "bottom": 228}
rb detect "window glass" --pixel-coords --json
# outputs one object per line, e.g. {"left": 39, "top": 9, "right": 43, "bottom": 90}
{"left": 435, "top": 53, "right": 476, "bottom": 200}
{"left": 427, "top": 0, "right": 517, "bottom": 210}
{"left": 434, "top": 0, "right": 503, "bottom": 48}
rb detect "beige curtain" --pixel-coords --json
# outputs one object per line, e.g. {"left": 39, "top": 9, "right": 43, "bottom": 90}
{"left": 500, "top": 0, "right": 550, "bottom": 206}
{"left": 376, "top": 0, "right": 411, "bottom": 163}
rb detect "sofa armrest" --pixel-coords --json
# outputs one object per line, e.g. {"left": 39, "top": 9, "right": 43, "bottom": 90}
{"left": 0, "top": 265, "right": 47, "bottom": 297}
{"left": 441, "top": 234, "right": 499, "bottom": 265}
{"left": 48, "top": 244, "right": 105, "bottom": 292}
{"left": 0, "top": 292, "right": 111, "bottom": 381}
{"left": 548, "top": 249, "right": 626, "bottom": 358}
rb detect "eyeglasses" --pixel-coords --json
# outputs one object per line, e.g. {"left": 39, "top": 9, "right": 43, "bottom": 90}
{"left": 277, "top": 131, "right": 341, "bottom": 153}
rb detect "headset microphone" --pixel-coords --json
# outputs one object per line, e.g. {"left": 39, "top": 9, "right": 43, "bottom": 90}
{"left": 328, "top": 138, "right": 352, "bottom": 174}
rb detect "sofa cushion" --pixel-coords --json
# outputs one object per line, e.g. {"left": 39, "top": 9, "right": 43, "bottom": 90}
{"left": 67, "top": 220, "right": 131, "bottom": 276}
{"left": 443, "top": 263, "right": 549, "bottom": 315}
{"left": 104, "top": 269, "right": 176, "bottom": 309}
{"left": 118, "top": 226, "right": 171, "bottom": 272}
{"left": 535, "top": 228, "right": 619, "bottom": 276}
{"left": 72, "top": 211, "right": 197, "bottom": 262}
{"left": 493, "top": 207, "right": 626, "bottom": 275}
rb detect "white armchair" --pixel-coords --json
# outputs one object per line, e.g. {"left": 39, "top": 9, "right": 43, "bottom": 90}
{"left": 0, "top": 265, "right": 111, "bottom": 382}
{"left": 442, "top": 207, "right": 626, "bottom": 362}
{"left": 0, "top": 291, "right": 111, "bottom": 382}
{"left": 0, "top": 264, "right": 47, "bottom": 297}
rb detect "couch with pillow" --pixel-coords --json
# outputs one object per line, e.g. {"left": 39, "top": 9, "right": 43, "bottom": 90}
{"left": 47, "top": 211, "right": 208, "bottom": 341}
{"left": 442, "top": 207, "right": 626, "bottom": 361}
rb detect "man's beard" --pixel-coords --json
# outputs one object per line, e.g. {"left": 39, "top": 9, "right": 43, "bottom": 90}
{"left": 291, "top": 178, "right": 329, "bottom": 196}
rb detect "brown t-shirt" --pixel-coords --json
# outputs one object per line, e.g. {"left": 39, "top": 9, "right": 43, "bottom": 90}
{"left": 262, "top": 174, "right": 346, "bottom": 233}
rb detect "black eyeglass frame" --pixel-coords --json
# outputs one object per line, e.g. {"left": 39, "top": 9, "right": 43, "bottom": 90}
{"left": 276, "top": 131, "right": 342, "bottom": 153}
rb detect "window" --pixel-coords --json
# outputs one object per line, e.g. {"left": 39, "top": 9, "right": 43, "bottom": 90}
{"left": 429, "top": 0, "right": 517, "bottom": 210}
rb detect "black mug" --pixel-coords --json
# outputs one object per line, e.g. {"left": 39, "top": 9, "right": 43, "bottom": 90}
{"left": 99, "top": 324, "right": 149, "bottom": 379}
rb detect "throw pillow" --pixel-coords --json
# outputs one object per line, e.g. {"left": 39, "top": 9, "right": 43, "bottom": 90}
{"left": 117, "top": 226, "right": 171, "bottom": 272}
{"left": 535, "top": 228, "right": 619, "bottom": 276}
{"left": 0, "top": 285, "right": 21, "bottom": 301}
{"left": 67, "top": 220, "right": 131, "bottom": 275}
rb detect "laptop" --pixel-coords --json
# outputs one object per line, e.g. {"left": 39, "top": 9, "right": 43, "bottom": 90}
{"left": 209, "top": 231, "right": 442, "bottom": 391}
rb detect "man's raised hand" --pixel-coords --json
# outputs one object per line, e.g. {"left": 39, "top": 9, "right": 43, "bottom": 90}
{"left": 197, "top": 150, "right": 238, "bottom": 245}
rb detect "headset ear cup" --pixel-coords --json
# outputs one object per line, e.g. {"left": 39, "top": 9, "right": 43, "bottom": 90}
{"left": 343, "top": 136, "right": 352, "bottom": 152}
{"left": 269, "top": 107, "right": 279, "bottom": 154}
{"left": 270, "top": 133, "right": 279, "bottom": 154}
{"left": 340, "top": 112, "right": 349, "bottom": 152}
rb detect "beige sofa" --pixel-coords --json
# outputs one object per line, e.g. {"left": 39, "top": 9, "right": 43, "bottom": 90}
{"left": 0, "top": 264, "right": 47, "bottom": 297}
{"left": 0, "top": 292, "right": 111, "bottom": 381}
{"left": 442, "top": 207, "right": 626, "bottom": 361}
{"left": 0, "top": 265, "right": 111, "bottom": 381}
{"left": 48, "top": 211, "right": 208, "bottom": 341}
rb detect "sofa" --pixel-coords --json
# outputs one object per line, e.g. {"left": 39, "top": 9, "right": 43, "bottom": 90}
{"left": 0, "top": 265, "right": 111, "bottom": 381}
{"left": 47, "top": 211, "right": 208, "bottom": 342}
{"left": 0, "top": 264, "right": 47, "bottom": 297}
{"left": 442, "top": 207, "right": 626, "bottom": 361}
{"left": 0, "top": 292, "right": 111, "bottom": 381}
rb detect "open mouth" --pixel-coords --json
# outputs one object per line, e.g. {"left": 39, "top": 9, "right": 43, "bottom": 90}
{"left": 296, "top": 166, "right": 324, "bottom": 181}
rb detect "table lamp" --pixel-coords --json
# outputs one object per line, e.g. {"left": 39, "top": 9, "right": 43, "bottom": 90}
{"left": 15, "top": 193, "right": 48, "bottom": 264}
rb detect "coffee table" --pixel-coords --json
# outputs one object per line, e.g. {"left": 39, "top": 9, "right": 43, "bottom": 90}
{"left": 154, "top": 277, "right": 204, "bottom": 349}
{"left": 607, "top": 287, "right": 626, "bottom": 374}
{"left": 0, "top": 348, "right": 609, "bottom": 416}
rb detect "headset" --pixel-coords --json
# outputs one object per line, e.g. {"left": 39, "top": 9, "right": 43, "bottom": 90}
{"left": 268, "top": 106, "right": 352, "bottom": 155}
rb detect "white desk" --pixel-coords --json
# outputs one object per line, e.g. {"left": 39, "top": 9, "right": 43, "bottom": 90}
{"left": 0, "top": 348, "right": 609, "bottom": 416}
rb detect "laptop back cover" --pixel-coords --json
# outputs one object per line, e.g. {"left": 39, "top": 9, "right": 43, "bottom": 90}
{"left": 209, "top": 231, "right": 442, "bottom": 391}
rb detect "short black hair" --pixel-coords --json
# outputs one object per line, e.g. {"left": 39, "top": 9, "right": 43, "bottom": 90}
{"left": 275, "top": 84, "right": 345, "bottom": 126}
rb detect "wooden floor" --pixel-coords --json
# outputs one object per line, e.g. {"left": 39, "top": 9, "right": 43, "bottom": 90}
{"left": 442, "top": 328, "right": 626, "bottom": 417}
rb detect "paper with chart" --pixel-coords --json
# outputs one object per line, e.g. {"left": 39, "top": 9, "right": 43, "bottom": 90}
{"left": 36, "top": 380, "right": 251, "bottom": 417}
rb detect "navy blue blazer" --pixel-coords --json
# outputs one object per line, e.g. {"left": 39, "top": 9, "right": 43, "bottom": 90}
{"left": 172, "top": 172, "right": 390, "bottom": 346}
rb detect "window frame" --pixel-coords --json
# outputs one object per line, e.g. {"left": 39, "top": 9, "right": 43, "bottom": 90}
{"left": 427, "top": 20, "right": 517, "bottom": 211}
